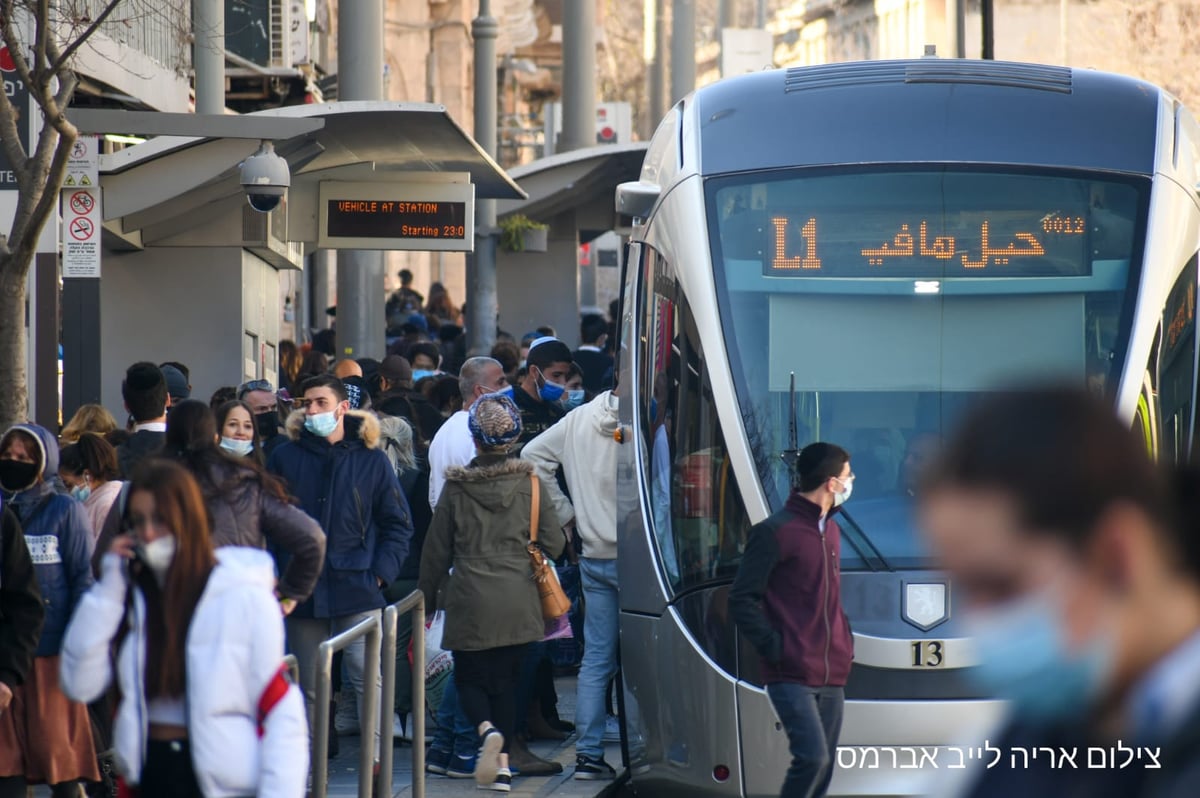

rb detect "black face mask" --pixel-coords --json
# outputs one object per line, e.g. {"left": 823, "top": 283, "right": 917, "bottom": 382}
{"left": 0, "top": 459, "right": 39, "bottom": 493}
{"left": 254, "top": 411, "right": 279, "bottom": 439}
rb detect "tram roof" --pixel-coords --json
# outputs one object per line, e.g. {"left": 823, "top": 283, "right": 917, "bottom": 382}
{"left": 692, "top": 60, "right": 1163, "bottom": 177}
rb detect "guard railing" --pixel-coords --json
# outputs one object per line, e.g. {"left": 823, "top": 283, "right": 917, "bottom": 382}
{"left": 308, "top": 592, "right": 426, "bottom": 798}
{"left": 379, "top": 590, "right": 426, "bottom": 798}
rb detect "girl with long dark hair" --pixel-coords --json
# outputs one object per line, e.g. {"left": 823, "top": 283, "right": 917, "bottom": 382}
{"left": 61, "top": 460, "right": 308, "bottom": 797}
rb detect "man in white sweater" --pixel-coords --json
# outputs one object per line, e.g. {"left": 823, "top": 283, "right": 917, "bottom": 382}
{"left": 522, "top": 389, "right": 620, "bottom": 780}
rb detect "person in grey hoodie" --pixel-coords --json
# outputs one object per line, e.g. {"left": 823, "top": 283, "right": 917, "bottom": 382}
{"left": 522, "top": 389, "right": 621, "bottom": 780}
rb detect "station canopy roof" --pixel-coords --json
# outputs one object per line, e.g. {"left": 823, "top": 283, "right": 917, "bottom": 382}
{"left": 496, "top": 142, "right": 647, "bottom": 243}
{"left": 93, "top": 101, "right": 526, "bottom": 245}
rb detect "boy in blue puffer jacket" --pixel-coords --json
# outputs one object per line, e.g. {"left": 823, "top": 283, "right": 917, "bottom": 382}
{"left": 0, "top": 423, "right": 98, "bottom": 796}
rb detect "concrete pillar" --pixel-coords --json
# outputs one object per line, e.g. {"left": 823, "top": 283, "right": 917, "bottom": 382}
{"left": 561, "top": 0, "right": 597, "bottom": 153}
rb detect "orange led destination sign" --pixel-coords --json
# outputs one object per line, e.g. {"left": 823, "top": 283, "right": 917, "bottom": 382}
{"left": 317, "top": 181, "right": 476, "bottom": 252}
{"left": 764, "top": 212, "right": 1089, "bottom": 278}
{"left": 326, "top": 199, "right": 467, "bottom": 240}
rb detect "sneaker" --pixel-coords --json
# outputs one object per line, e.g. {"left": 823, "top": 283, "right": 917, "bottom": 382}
{"left": 574, "top": 754, "right": 616, "bottom": 781}
{"left": 602, "top": 715, "right": 622, "bottom": 743}
{"left": 426, "top": 748, "right": 451, "bottom": 776}
{"left": 475, "top": 728, "right": 504, "bottom": 786}
{"left": 393, "top": 712, "right": 411, "bottom": 743}
{"left": 446, "top": 754, "right": 476, "bottom": 778}
{"left": 334, "top": 695, "right": 359, "bottom": 736}
{"left": 477, "top": 767, "right": 512, "bottom": 792}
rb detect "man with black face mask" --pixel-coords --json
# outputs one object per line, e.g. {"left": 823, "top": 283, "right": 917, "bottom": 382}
{"left": 238, "top": 379, "right": 287, "bottom": 458}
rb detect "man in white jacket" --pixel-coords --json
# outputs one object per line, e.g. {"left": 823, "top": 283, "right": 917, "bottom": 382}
{"left": 522, "top": 389, "right": 620, "bottom": 780}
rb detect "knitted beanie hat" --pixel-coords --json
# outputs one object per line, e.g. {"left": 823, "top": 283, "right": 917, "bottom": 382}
{"left": 468, "top": 393, "right": 523, "bottom": 449}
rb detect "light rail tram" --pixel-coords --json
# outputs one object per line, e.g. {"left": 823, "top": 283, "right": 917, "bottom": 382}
{"left": 610, "top": 57, "right": 1200, "bottom": 797}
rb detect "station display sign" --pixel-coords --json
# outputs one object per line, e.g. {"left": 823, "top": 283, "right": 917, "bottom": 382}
{"left": 317, "top": 181, "right": 474, "bottom": 251}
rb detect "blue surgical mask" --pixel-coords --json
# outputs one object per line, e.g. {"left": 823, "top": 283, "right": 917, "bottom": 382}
{"left": 220, "top": 436, "right": 254, "bottom": 457}
{"left": 562, "top": 389, "right": 585, "bottom": 410}
{"left": 412, "top": 369, "right": 436, "bottom": 382}
{"left": 964, "top": 589, "right": 1112, "bottom": 725}
{"left": 71, "top": 483, "right": 91, "bottom": 503}
{"left": 304, "top": 410, "right": 340, "bottom": 438}
{"left": 494, "top": 385, "right": 515, "bottom": 401}
{"left": 535, "top": 367, "right": 565, "bottom": 402}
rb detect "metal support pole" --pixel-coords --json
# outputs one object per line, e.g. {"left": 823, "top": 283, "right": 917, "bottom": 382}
{"left": 945, "top": 0, "right": 966, "bottom": 58}
{"left": 61, "top": 277, "right": 101, "bottom": 422}
{"left": 648, "top": 0, "right": 666, "bottom": 128}
{"left": 981, "top": 0, "right": 995, "bottom": 59}
{"left": 755, "top": 0, "right": 766, "bottom": 28}
{"left": 718, "top": 0, "right": 736, "bottom": 29}
{"left": 335, "top": 0, "right": 386, "bottom": 361}
{"left": 671, "top": 0, "right": 696, "bottom": 104}
{"left": 467, "top": 1, "right": 499, "bottom": 358}
{"left": 378, "top": 592, "right": 427, "bottom": 798}
{"left": 192, "top": 0, "right": 225, "bottom": 115}
{"left": 311, "top": 615, "right": 382, "bottom": 798}
{"left": 561, "top": 0, "right": 597, "bottom": 153}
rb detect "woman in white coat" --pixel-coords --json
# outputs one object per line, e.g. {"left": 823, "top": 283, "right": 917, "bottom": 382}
{"left": 60, "top": 459, "right": 308, "bottom": 798}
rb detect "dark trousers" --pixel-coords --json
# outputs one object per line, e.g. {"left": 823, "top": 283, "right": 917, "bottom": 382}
{"left": 453, "top": 644, "right": 529, "bottom": 755}
{"left": 515, "top": 642, "right": 560, "bottom": 731}
{"left": 765, "top": 684, "right": 844, "bottom": 798}
{"left": 138, "top": 739, "right": 204, "bottom": 798}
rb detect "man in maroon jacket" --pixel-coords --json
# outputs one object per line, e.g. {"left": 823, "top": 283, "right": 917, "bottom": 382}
{"left": 730, "top": 442, "right": 855, "bottom": 798}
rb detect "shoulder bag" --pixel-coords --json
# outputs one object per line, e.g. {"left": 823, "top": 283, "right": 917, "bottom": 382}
{"left": 527, "top": 473, "right": 571, "bottom": 620}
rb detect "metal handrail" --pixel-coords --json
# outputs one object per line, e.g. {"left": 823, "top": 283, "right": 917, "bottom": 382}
{"left": 311, "top": 614, "right": 382, "bottom": 798}
{"left": 379, "top": 591, "right": 427, "bottom": 798}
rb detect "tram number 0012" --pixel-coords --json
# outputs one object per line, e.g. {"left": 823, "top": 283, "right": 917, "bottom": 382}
{"left": 911, "top": 640, "right": 945, "bottom": 668}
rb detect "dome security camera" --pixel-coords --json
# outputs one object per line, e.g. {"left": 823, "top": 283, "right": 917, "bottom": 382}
{"left": 240, "top": 141, "right": 290, "bottom": 213}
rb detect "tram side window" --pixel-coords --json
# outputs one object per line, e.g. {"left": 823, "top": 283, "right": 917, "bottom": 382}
{"left": 640, "top": 248, "right": 753, "bottom": 592}
{"left": 1161, "top": 257, "right": 1198, "bottom": 462}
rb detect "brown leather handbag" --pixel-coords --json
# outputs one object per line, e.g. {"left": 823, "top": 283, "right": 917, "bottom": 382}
{"left": 528, "top": 473, "right": 571, "bottom": 620}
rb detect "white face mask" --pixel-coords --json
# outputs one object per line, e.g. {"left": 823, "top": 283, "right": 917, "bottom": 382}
{"left": 138, "top": 535, "right": 177, "bottom": 584}
{"left": 832, "top": 477, "right": 853, "bottom": 507}
{"left": 219, "top": 436, "right": 254, "bottom": 457}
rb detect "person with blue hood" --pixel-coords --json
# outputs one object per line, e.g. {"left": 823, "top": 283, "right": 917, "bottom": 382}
{"left": 0, "top": 423, "right": 98, "bottom": 796}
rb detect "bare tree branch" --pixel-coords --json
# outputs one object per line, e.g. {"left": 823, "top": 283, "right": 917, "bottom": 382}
{"left": 31, "top": 0, "right": 47, "bottom": 86}
{"left": 50, "top": 0, "right": 124, "bottom": 74}
{"left": 8, "top": 122, "right": 70, "bottom": 273}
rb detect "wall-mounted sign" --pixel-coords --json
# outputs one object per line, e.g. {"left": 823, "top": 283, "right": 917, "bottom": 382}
{"left": 317, "top": 181, "right": 475, "bottom": 251}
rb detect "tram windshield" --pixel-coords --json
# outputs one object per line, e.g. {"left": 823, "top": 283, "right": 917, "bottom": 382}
{"left": 707, "top": 167, "right": 1147, "bottom": 569}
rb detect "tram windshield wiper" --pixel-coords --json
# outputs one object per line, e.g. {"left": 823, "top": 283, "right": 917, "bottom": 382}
{"left": 835, "top": 508, "right": 892, "bottom": 572}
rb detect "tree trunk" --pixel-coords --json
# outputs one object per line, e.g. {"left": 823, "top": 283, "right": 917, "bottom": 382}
{"left": 0, "top": 253, "right": 30, "bottom": 430}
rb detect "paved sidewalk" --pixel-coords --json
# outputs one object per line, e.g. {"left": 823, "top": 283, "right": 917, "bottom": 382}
{"left": 327, "top": 676, "right": 623, "bottom": 798}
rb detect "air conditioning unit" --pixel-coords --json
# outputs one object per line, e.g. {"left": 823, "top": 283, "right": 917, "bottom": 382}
{"left": 226, "top": 0, "right": 300, "bottom": 68}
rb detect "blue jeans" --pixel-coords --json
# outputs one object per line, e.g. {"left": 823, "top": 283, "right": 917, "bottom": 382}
{"left": 431, "top": 676, "right": 477, "bottom": 760}
{"left": 575, "top": 557, "right": 619, "bottom": 760}
{"left": 765, "top": 684, "right": 844, "bottom": 798}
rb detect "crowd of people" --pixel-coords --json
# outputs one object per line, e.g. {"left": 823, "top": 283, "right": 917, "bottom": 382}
{"left": 0, "top": 286, "right": 622, "bottom": 796}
